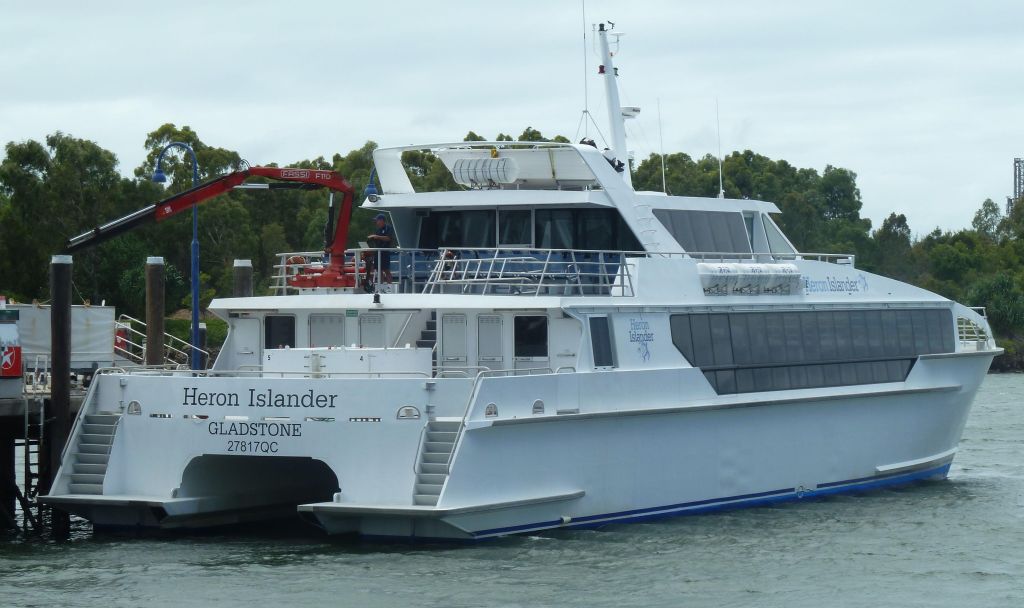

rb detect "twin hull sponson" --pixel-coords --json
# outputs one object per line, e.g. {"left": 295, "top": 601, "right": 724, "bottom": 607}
{"left": 43, "top": 140, "right": 999, "bottom": 539}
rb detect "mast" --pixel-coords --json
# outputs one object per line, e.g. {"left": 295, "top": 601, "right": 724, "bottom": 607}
{"left": 597, "top": 22, "right": 632, "bottom": 188}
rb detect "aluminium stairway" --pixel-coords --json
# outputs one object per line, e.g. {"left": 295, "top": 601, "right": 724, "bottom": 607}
{"left": 413, "top": 419, "right": 461, "bottom": 506}
{"left": 67, "top": 412, "right": 121, "bottom": 495}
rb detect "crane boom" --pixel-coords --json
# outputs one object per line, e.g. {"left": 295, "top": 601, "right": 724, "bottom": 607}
{"left": 65, "top": 166, "right": 360, "bottom": 288}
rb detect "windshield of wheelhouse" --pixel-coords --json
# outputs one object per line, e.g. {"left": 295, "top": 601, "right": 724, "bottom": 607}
{"left": 416, "top": 208, "right": 641, "bottom": 251}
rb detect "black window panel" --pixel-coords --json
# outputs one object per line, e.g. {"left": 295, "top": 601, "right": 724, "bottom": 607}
{"left": 716, "top": 370, "right": 737, "bottom": 395}
{"left": 833, "top": 311, "right": 853, "bottom": 359}
{"left": 753, "top": 368, "right": 774, "bottom": 392}
{"left": 886, "top": 360, "right": 905, "bottom": 382}
{"left": 652, "top": 209, "right": 753, "bottom": 254}
{"left": 670, "top": 314, "right": 695, "bottom": 364}
{"left": 435, "top": 212, "right": 464, "bottom": 247}
{"left": 535, "top": 209, "right": 575, "bottom": 249}
{"left": 871, "top": 361, "right": 889, "bottom": 383}
{"left": 703, "top": 370, "right": 719, "bottom": 391}
{"left": 817, "top": 312, "right": 837, "bottom": 360}
{"left": 747, "top": 313, "right": 771, "bottom": 364}
{"left": 895, "top": 310, "right": 915, "bottom": 356}
{"left": 925, "top": 309, "right": 946, "bottom": 353}
{"left": 849, "top": 310, "right": 869, "bottom": 359}
{"left": 771, "top": 366, "right": 791, "bottom": 391}
{"left": 730, "top": 314, "right": 751, "bottom": 365}
{"left": 938, "top": 309, "right": 955, "bottom": 353}
{"left": 417, "top": 213, "right": 438, "bottom": 249}
{"left": 576, "top": 209, "right": 617, "bottom": 250}
{"left": 264, "top": 315, "right": 296, "bottom": 349}
{"left": 840, "top": 362, "right": 858, "bottom": 385}
{"left": 911, "top": 311, "right": 930, "bottom": 354}
{"left": 514, "top": 316, "right": 548, "bottom": 357}
{"left": 589, "top": 317, "right": 615, "bottom": 367}
{"left": 805, "top": 364, "right": 825, "bottom": 387}
{"left": 789, "top": 365, "right": 809, "bottom": 389}
{"left": 689, "top": 315, "right": 715, "bottom": 367}
{"left": 498, "top": 210, "right": 532, "bottom": 246}
{"left": 855, "top": 362, "right": 874, "bottom": 384}
{"left": 736, "top": 369, "right": 756, "bottom": 393}
{"left": 765, "top": 314, "right": 786, "bottom": 364}
{"left": 617, "top": 216, "right": 643, "bottom": 251}
{"left": 800, "top": 312, "right": 821, "bottom": 362}
{"left": 461, "top": 210, "right": 496, "bottom": 248}
{"left": 881, "top": 310, "right": 899, "bottom": 356}
{"left": 783, "top": 313, "right": 804, "bottom": 363}
{"left": 709, "top": 314, "right": 734, "bottom": 366}
{"left": 823, "top": 364, "right": 842, "bottom": 386}
{"left": 865, "top": 310, "right": 885, "bottom": 358}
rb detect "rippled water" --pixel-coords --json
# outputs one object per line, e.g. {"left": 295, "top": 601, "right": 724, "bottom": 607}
{"left": 3, "top": 375, "right": 1023, "bottom": 607}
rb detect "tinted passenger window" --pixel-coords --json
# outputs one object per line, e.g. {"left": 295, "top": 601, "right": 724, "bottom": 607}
{"left": 514, "top": 316, "right": 548, "bottom": 357}
{"left": 589, "top": 316, "right": 615, "bottom": 367}
{"left": 265, "top": 315, "right": 296, "bottom": 349}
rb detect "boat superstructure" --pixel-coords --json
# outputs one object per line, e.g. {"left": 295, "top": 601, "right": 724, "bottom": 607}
{"left": 42, "top": 23, "right": 1000, "bottom": 539}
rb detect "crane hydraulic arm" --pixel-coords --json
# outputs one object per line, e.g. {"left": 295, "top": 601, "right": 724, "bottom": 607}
{"left": 65, "top": 166, "right": 359, "bottom": 287}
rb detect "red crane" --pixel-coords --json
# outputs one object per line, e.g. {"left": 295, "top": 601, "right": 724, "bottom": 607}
{"left": 66, "top": 166, "right": 361, "bottom": 289}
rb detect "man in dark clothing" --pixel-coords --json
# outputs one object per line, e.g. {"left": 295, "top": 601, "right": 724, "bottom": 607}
{"left": 367, "top": 213, "right": 394, "bottom": 284}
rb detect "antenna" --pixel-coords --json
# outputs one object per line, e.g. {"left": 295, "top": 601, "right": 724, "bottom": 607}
{"left": 581, "top": 0, "right": 588, "bottom": 134}
{"left": 716, "top": 98, "right": 725, "bottom": 199}
{"left": 658, "top": 98, "right": 667, "bottom": 194}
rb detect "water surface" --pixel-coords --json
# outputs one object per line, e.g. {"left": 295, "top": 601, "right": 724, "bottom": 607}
{"left": 3, "top": 375, "right": 1022, "bottom": 607}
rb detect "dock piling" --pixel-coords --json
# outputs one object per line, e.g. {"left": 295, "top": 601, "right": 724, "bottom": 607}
{"left": 46, "top": 254, "right": 73, "bottom": 540}
{"left": 145, "top": 256, "right": 165, "bottom": 366}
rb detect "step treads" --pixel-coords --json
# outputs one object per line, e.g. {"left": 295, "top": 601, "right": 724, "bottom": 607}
{"left": 71, "top": 473, "right": 106, "bottom": 484}
{"left": 79, "top": 433, "right": 115, "bottom": 445}
{"left": 415, "top": 484, "right": 442, "bottom": 496}
{"left": 426, "top": 431, "right": 457, "bottom": 442}
{"left": 416, "top": 473, "right": 447, "bottom": 485}
{"left": 85, "top": 414, "right": 120, "bottom": 424}
{"left": 69, "top": 483, "right": 103, "bottom": 495}
{"left": 75, "top": 452, "right": 109, "bottom": 464}
{"left": 418, "top": 463, "right": 449, "bottom": 475}
{"left": 82, "top": 423, "right": 116, "bottom": 435}
{"left": 421, "top": 452, "right": 450, "bottom": 464}
{"left": 78, "top": 444, "right": 112, "bottom": 454}
{"left": 73, "top": 462, "right": 107, "bottom": 474}
{"left": 413, "top": 494, "right": 439, "bottom": 506}
{"left": 423, "top": 441, "right": 455, "bottom": 453}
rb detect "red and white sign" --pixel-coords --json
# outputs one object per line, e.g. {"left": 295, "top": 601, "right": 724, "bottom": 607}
{"left": 1, "top": 345, "right": 21, "bottom": 377}
{"left": 0, "top": 323, "right": 20, "bottom": 378}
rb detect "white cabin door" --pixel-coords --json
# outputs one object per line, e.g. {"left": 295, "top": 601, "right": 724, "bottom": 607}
{"left": 232, "top": 318, "right": 261, "bottom": 369}
{"left": 440, "top": 313, "right": 467, "bottom": 373}
{"left": 477, "top": 314, "right": 504, "bottom": 373}
{"left": 514, "top": 315, "right": 549, "bottom": 375}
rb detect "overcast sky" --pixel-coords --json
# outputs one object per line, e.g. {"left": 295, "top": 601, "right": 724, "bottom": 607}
{"left": 2, "top": 1, "right": 1021, "bottom": 234}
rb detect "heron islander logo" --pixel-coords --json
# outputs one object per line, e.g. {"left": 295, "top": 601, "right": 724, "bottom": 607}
{"left": 182, "top": 387, "right": 338, "bottom": 408}
{"left": 803, "top": 274, "right": 870, "bottom": 294}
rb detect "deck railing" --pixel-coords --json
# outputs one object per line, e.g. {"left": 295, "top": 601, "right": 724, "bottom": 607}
{"left": 269, "top": 247, "right": 855, "bottom": 296}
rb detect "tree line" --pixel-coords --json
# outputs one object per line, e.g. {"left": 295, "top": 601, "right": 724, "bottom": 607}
{"left": 1, "top": 124, "right": 1021, "bottom": 369}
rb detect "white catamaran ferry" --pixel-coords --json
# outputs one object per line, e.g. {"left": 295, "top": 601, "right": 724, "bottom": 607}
{"left": 43, "top": 23, "right": 1000, "bottom": 539}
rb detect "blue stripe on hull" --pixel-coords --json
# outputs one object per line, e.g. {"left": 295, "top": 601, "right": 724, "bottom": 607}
{"left": 471, "top": 462, "right": 952, "bottom": 538}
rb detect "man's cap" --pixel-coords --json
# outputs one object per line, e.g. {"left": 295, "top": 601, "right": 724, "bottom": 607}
{"left": 374, "top": 213, "right": 386, "bottom": 221}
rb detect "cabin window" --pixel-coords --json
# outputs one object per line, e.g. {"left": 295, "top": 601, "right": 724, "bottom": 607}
{"left": 652, "top": 209, "right": 752, "bottom": 255}
{"left": 670, "top": 308, "right": 954, "bottom": 395}
{"left": 762, "top": 215, "right": 795, "bottom": 254}
{"left": 419, "top": 210, "right": 496, "bottom": 248}
{"left": 309, "top": 314, "right": 345, "bottom": 348}
{"left": 589, "top": 316, "right": 615, "bottom": 368}
{"left": 535, "top": 209, "right": 575, "bottom": 249}
{"left": 264, "top": 315, "right": 296, "bottom": 349}
{"left": 514, "top": 315, "right": 548, "bottom": 357}
{"left": 498, "top": 210, "right": 532, "bottom": 246}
